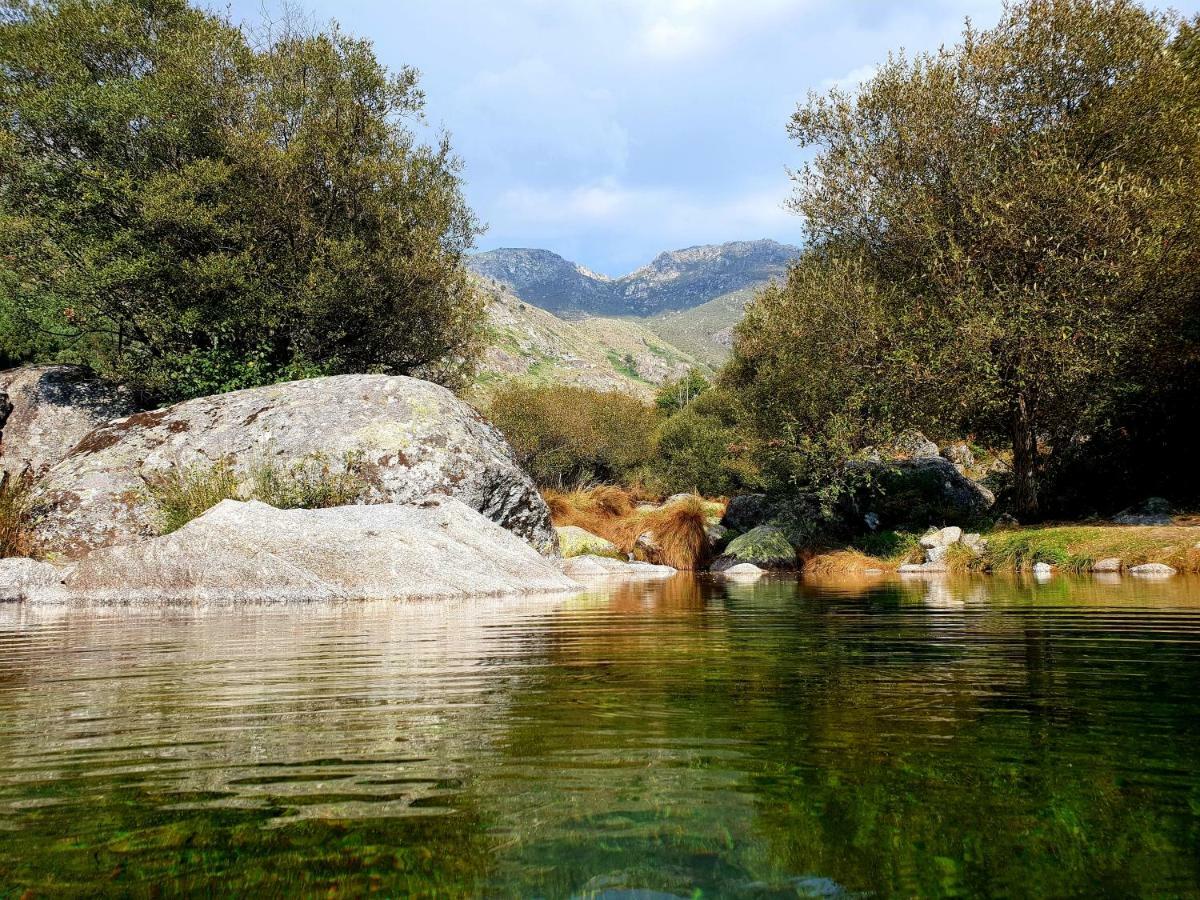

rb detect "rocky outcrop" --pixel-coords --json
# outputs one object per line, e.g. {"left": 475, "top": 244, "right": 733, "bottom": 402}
{"left": 0, "top": 366, "right": 140, "bottom": 478}
{"left": 710, "top": 525, "right": 796, "bottom": 572}
{"left": 3, "top": 497, "right": 579, "bottom": 604}
{"left": 1113, "top": 497, "right": 1174, "bottom": 526}
{"left": 31, "top": 374, "right": 556, "bottom": 559}
{"left": 556, "top": 525, "right": 621, "bottom": 559}
{"left": 850, "top": 457, "right": 995, "bottom": 531}
{"left": 720, "top": 494, "right": 772, "bottom": 532}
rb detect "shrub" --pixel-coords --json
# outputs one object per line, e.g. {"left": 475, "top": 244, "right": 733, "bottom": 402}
{"left": 145, "top": 454, "right": 370, "bottom": 534}
{"left": 487, "top": 384, "right": 657, "bottom": 487}
{"left": 0, "top": 469, "right": 35, "bottom": 558}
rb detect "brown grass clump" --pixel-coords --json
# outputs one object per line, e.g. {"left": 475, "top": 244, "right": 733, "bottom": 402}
{"left": 803, "top": 549, "right": 889, "bottom": 578}
{"left": 624, "top": 496, "right": 712, "bottom": 570}
{"left": 0, "top": 469, "right": 36, "bottom": 558}
{"left": 544, "top": 487, "right": 713, "bottom": 570}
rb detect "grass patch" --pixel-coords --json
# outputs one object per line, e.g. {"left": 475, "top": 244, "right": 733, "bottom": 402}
{"left": 145, "top": 453, "right": 370, "bottom": 535}
{"left": 981, "top": 525, "right": 1200, "bottom": 573}
{"left": 544, "top": 485, "right": 717, "bottom": 569}
{"left": 0, "top": 470, "right": 36, "bottom": 558}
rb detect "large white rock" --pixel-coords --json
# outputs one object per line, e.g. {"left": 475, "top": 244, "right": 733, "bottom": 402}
{"left": 30, "top": 374, "right": 555, "bottom": 558}
{"left": 920, "top": 526, "right": 963, "bottom": 549}
{"left": 5, "top": 497, "right": 580, "bottom": 604}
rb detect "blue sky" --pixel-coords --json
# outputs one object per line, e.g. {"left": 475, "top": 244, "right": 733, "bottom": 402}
{"left": 225, "top": 1, "right": 1199, "bottom": 276}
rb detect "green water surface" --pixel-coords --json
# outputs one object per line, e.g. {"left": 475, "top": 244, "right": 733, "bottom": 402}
{"left": 1, "top": 574, "right": 1199, "bottom": 897}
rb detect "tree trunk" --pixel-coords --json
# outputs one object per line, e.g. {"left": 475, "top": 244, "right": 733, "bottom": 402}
{"left": 1010, "top": 393, "right": 1039, "bottom": 520}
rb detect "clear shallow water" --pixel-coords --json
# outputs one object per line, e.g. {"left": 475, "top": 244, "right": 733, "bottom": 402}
{"left": 2, "top": 575, "right": 1200, "bottom": 897}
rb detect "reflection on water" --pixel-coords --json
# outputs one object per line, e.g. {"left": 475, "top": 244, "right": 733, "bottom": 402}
{"left": 2, "top": 575, "right": 1199, "bottom": 896}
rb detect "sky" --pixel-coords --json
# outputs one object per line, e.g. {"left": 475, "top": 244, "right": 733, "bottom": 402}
{"left": 223, "top": 0, "right": 1199, "bottom": 276}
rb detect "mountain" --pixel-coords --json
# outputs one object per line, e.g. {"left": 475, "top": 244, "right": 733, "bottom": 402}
{"left": 468, "top": 239, "right": 799, "bottom": 320}
{"left": 470, "top": 277, "right": 711, "bottom": 402}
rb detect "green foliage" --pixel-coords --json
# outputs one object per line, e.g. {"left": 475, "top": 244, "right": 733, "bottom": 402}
{"left": 655, "top": 368, "right": 710, "bottom": 414}
{"left": 729, "top": 0, "right": 1200, "bottom": 518}
{"left": 145, "top": 454, "right": 370, "bottom": 534}
{"left": 649, "top": 389, "right": 758, "bottom": 496}
{"left": 486, "top": 384, "right": 658, "bottom": 488}
{"left": 0, "top": 0, "right": 483, "bottom": 402}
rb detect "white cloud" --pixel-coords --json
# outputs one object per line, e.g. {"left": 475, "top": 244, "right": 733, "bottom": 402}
{"left": 821, "top": 63, "right": 879, "bottom": 92}
{"left": 631, "top": 0, "right": 819, "bottom": 61}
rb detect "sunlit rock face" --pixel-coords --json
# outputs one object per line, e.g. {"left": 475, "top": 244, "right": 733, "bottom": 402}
{"left": 30, "top": 374, "right": 556, "bottom": 558}
{"left": 4, "top": 498, "right": 579, "bottom": 604}
{"left": 0, "top": 365, "right": 141, "bottom": 478}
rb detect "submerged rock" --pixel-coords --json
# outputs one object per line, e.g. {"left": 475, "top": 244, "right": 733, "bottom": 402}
{"left": 719, "top": 562, "right": 766, "bottom": 579}
{"left": 31, "top": 374, "right": 555, "bottom": 558}
{"left": 710, "top": 525, "right": 796, "bottom": 572}
{"left": 1130, "top": 562, "right": 1177, "bottom": 578}
{"left": 10, "top": 497, "right": 579, "bottom": 604}
{"left": 0, "top": 365, "right": 140, "bottom": 478}
{"left": 561, "top": 554, "right": 675, "bottom": 579}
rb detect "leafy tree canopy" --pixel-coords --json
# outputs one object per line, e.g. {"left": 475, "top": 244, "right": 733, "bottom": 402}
{"left": 0, "top": 0, "right": 483, "bottom": 401}
{"left": 727, "top": 0, "right": 1200, "bottom": 517}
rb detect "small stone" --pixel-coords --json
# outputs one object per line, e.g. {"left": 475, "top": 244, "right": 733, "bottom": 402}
{"left": 1130, "top": 563, "right": 1177, "bottom": 578}
{"left": 555, "top": 525, "right": 621, "bottom": 560}
{"left": 898, "top": 561, "right": 948, "bottom": 574}
{"left": 1092, "top": 557, "right": 1122, "bottom": 573}
{"left": 721, "top": 563, "right": 765, "bottom": 578}
{"left": 1032, "top": 562, "right": 1054, "bottom": 575}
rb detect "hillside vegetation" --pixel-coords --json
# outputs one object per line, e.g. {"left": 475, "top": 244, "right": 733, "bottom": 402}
{"left": 473, "top": 280, "right": 711, "bottom": 400}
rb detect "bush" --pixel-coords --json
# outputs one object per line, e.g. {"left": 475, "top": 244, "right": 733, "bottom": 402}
{"left": 487, "top": 384, "right": 657, "bottom": 488}
{"left": 145, "top": 454, "right": 370, "bottom": 534}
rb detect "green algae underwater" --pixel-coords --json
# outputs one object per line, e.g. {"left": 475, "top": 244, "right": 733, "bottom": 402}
{"left": 1, "top": 574, "right": 1199, "bottom": 897}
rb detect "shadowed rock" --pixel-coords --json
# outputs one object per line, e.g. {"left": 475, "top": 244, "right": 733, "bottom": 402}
{"left": 0, "top": 366, "right": 141, "bottom": 478}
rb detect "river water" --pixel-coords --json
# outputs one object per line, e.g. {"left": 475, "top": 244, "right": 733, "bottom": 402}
{"left": 1, "top": 574, "right": 1199, "bottom": 897}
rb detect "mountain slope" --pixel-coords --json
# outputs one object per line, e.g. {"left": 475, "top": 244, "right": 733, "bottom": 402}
{"left": 642, "top": 287, "right": 758, "bottom": 367}
{"left": 471, "top": 278, "right": 710, "bottom": 401}
{"left": 468, "top": 239, "right": 799, "bottom": 319}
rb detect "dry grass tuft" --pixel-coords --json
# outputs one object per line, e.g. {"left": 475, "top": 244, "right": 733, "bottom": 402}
{"left": 625, "top": 496, "right": 712, "bottom": 570}
{"left": 544, "top": 487, "right": 713, "bottom": 569}
{"left": 803, "top": 549, "right": 888, "bottom": 578}
{"left": 0, "top": 469, "right": 36, "bottom": 558}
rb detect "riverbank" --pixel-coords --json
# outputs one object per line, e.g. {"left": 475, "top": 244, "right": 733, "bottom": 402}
{"left": 816, "top": 524, "right": 1200, "bottom": 576}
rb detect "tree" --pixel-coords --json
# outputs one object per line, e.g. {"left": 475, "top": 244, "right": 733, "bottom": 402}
{"left": 0, "top": 0, "right": 483, "bottom": 400}
{"left": 731, "top": 0, "right": 1200, "bottom": 518}
{"left": 654, "top": 368, "right": 710, "bottom": 414}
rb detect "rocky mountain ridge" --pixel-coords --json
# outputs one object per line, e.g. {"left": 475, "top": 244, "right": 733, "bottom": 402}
{"left": 469, "top": 239, "right": 800, "bottom": 319}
